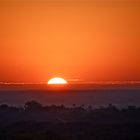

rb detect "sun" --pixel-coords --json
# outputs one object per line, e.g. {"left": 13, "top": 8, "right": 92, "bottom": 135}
{"left": 48, "top": 77, "right": 68, "bottom": 85}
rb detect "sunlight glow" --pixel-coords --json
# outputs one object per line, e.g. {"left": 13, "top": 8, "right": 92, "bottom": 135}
{"left": 48, "top": 77, "right": 68, "bottom": 85}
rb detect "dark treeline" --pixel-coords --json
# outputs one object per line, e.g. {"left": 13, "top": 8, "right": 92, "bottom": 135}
{"left": 0, "top": 101, "right": 140, "bottom": 140}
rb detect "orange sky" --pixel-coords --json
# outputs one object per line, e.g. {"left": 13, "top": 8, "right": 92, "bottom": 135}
{"left": 0, "top": 0, "right": 140, "bottom": 83}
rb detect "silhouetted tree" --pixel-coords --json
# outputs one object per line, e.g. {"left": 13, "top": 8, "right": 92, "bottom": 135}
{"left": 24, "top": 101, "right": 43, "bottom": 111}
{"left": 127, "top": 105, "right": 137, "bottom": 111}
{"left": 0, "top": 104, "right": 9, "bottom": 109}
{"left": 106, "top": 104, "right": 119, "bottom": 111}
{"left": 72, "top": 104, "right": 76, "bottom": 108}
{"left": 87, "top": 105, "right": 92, "bottom": 111}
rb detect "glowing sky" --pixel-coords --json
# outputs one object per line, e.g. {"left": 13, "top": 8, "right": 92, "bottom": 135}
{"left": 0, "top": 0, "right": 140, "bottom": 82}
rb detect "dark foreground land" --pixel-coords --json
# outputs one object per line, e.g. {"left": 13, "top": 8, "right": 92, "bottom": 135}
{"left": 0, "top": 101, "right": 140, "bottom": 140}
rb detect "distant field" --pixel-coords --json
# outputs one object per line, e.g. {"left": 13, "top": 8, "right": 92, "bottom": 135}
{"left": 0, "top": 87, "right": 140, "bottom": 107}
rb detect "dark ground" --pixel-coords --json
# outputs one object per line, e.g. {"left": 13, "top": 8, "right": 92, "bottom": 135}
{"left": 0, "top": 101, "right": 140, "bottom": 140}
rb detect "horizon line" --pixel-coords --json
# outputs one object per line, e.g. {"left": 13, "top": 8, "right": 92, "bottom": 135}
{"left": 0, "top": 81, "right": 140, "bottom": 85}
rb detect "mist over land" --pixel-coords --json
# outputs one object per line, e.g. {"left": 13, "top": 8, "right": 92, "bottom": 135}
{"left": 0, "top": 83, "right": 140, "bottom": 107}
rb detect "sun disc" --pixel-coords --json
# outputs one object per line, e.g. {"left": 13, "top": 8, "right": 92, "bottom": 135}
{"left": 48, "top": 77, "right": 68, "bottom": 85}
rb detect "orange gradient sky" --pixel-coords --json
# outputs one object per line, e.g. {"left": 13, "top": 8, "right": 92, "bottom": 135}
{"left": 0, "top": 0, "right": 140, "bottom": 83}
